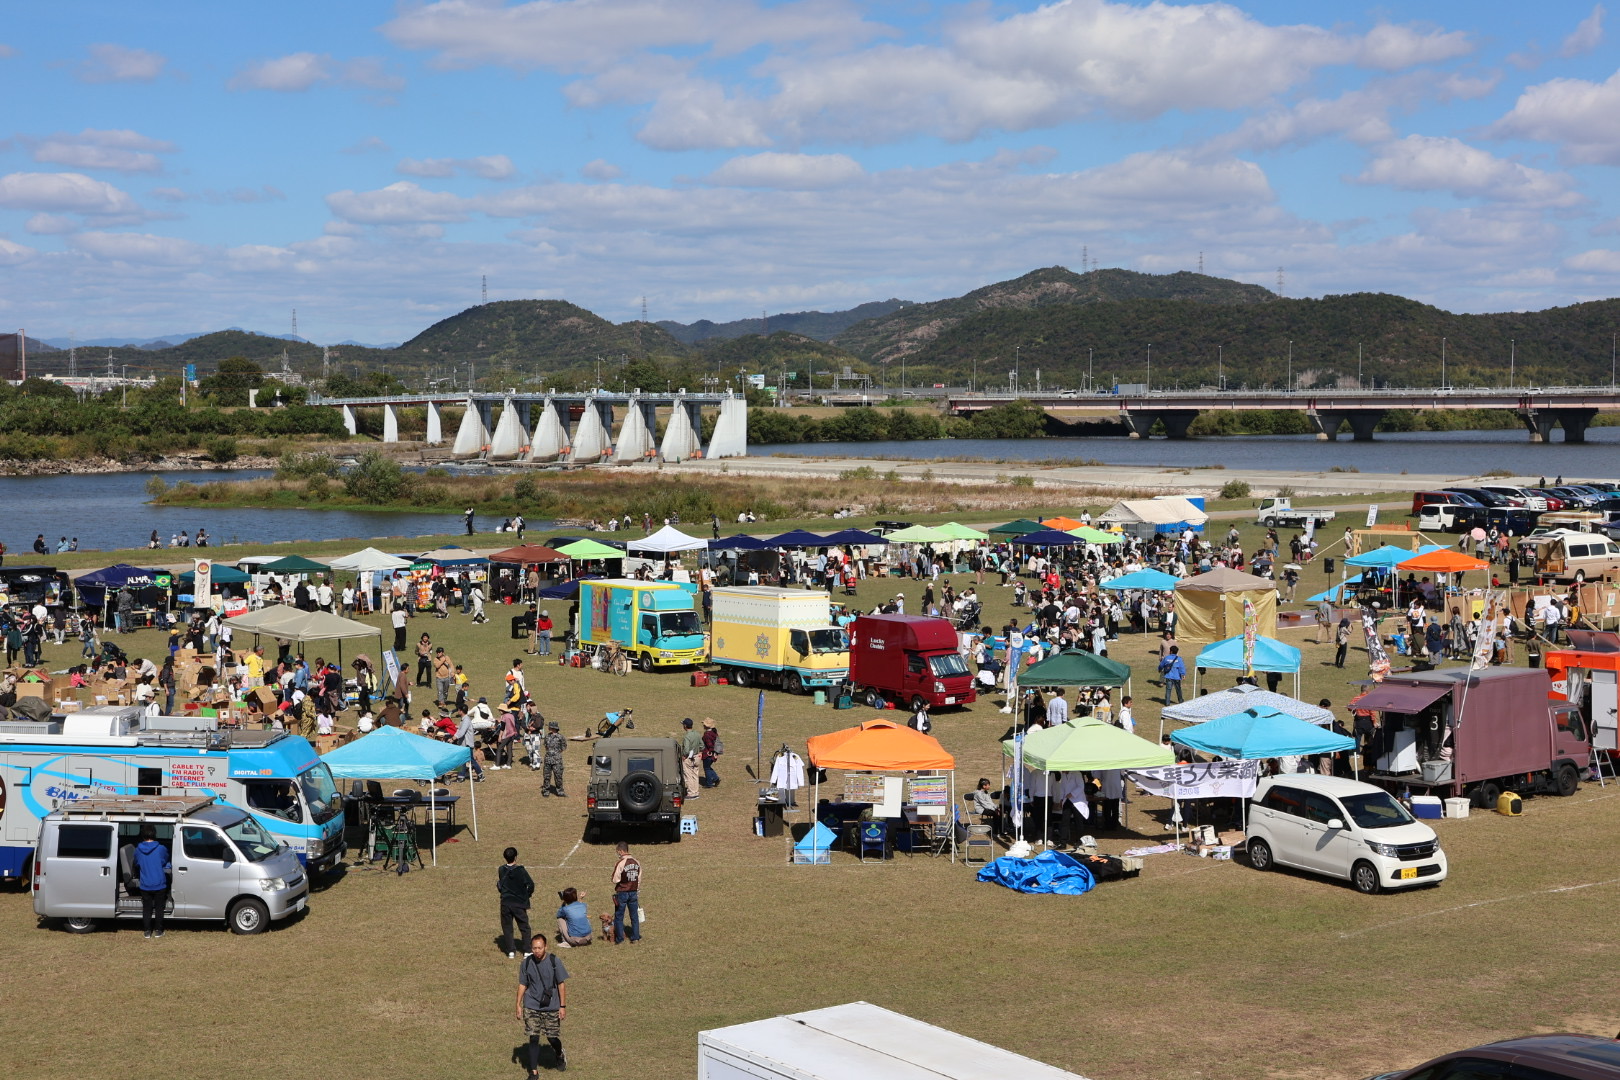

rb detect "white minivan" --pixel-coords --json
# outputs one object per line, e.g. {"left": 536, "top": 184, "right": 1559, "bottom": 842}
{"left": 1245, "top": 775, "right": 1447, "bottom": 894}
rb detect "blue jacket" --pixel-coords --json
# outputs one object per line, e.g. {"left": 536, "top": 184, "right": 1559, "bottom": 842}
{"left": 1159, "top": 654, "right": 1186, "bottom": 681}
{"left": 133, "top": 840, "right": 170, "bottom": 891}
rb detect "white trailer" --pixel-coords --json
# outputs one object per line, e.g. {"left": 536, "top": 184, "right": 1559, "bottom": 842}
{"left": 698, "top": 1001, "right": 1091, "bottom": 1080}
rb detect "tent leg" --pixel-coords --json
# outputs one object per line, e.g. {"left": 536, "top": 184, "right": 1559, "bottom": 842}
{"left": 470, "top": 763, "right": 479, "bottom": 841}
{"left": 430, "top": 786, "right": 438, "bottom": 866}
{"left": 950, "top": 770, "right": 956, "bottom": 863}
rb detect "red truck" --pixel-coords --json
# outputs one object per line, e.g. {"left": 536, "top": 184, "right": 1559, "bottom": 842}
{"left": 848, "top": 613, "right": 977, "bottom": 712}
{"left": 1357, "top": 666, "right": 1589, "bottom": 807}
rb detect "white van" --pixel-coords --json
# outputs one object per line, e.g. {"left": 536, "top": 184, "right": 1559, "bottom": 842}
{"left": 1531, "top": 529, "right": 1620, "bottom": 584}
{"left": 1245, "top": 775, "right": 1447, "bottom": 894}
{"left": 32, "top": 794, "right": 307, "bottom": 935}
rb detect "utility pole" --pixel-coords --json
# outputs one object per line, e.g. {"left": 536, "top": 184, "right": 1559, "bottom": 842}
{"left": 1510, "top": 339, "right": 1515, "bottom": 387}
{"left": 1087, "top": 347, "right": 1093, "bottom": 392}
{"left": 1358, "top": 342, "right": 1363, "bottom": 387}
{"left": 482, "top": 275, "right": 488, "bottom": 304}
{"left": 1217, "top": 345, "right": 1223, "bottom": 390}
{"left": 1146, "top": 343, "right": 1152, "bottom": 390}
{"left": 1286, "top": 340, "right": 1292, "bottom": 391}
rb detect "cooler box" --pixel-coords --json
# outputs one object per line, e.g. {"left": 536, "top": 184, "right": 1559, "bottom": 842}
{"left": 1443, "top": 797, "right": 1471, "bottom": 819}
{"left": 1410, "top": 795, "right": 1443, "bottom": 819}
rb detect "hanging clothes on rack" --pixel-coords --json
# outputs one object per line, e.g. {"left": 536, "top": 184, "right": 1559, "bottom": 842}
{"left": 769, "top": 747, "right": 806, "bottom": 808}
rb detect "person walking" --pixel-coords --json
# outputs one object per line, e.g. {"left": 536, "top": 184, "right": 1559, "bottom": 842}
{"left": 542, "top": 721, "right": 567, "bottom": 797}
{"left": 515, "top": 933, "right": 569, "bottom": 1076}
{"left": 1157, "top": 645, "right": 1185, "bottom": 705}
{"left": 679, "top": 718, "right": 703, "bottom": 798}
{"left": 1334, "top": 617, "right": 1352, "bottom": 668}
{"left": 133, "top": 823, "right": 170, "bottom": 940}
{"left": 433, "top": 647, "right": 455, "bottom": 706}
{"left": 700, "top": 719, "right": 721, "bottom": 788}
{"left": 498, "top": 846, "right": 536, "bottom": 959}
{"left": 609, "top": 841, "right": 641, "bottom": 944}
{"left": 415, "top": 632, "right": 433, "bottom": 686}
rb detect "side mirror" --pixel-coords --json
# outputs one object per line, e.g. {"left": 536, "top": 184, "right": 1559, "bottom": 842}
{"left": 1326, "top": 818, "right": 1345, "bottom": 831}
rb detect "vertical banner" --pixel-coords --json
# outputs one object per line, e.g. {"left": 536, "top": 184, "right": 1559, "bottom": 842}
{"left": 1241, "top": 597, "right": 1257, "bottom": 676}
{"left": 1471, "top": 591, "right": 1500, "bottom": 672}
{"left": 1365, "top": 505, "right": 1379, "bottom": 528}
{"left": 193, "top": 558, "right": 212, "bottom": 601}
{"left": 755, "top": 689, "right": 765, "bottom": 779}
{"left": 1361, "top": 604, "right": 1390, "bottom": 681}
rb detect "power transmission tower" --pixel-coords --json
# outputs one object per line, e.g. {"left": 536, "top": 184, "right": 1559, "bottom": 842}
{"left": 1198, "top": 251, "right": 1204, "bottom": 274}
{"left": 482, "top": 275, "right": 488, "bottom": 304}
{"left": 68, "top": 333, "right": 76, "bottom": 378}
{"left": 291, "top": 309, "right": 298, "bottom": 341}
{"left": 1082, "top": 245, "right": 1088, "bottom": 273}
{"left": 1276, "top": 267, "right": 1285, "bottom": 297}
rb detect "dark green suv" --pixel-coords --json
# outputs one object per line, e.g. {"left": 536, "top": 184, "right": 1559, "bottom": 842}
{"left": 584, "top": 737, "right": 686, "bottom": 843}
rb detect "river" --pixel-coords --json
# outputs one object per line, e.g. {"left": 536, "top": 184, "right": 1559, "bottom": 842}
{"left": 756, "top": 428, "right": 1620, "bottom": 476}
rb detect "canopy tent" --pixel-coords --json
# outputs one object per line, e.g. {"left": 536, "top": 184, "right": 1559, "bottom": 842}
{"left": 328, "top": 547, "right": 413, "bottom": 573}
{"left": 258, "top": 555, "right": 330, "bottom": 574}
{"left": 76, "top": 564, "right": 166, "bottom": 589}
{"left": 820, "top": 528, "right": 887, "bottom": 546}
{"left": 708, "top": 534, "right": 771, "bottom": 550}
{"left": 1071, "top": 526, "right": 1123, "bottom": 545}
{"left": 806, "top": 719, "right": 956, "bottom": 861}
{"left": 1171, "top": 707, "right": 1354, "bottom": 760}
{"left": 1193, "top": 633, "right": 1302, "bottom": 697}
{"left": 224, "top": 607, "right": 383, "bottom": 665}
{"left": 1000, "top": 715, "right": 1172, "bottom": 846}
{"left": 625, "top": 525, "right": 708, "bottom": 553}
{"left": 1306, "top": 574, "right": 1362, "bottom": 603}
{"left": 487, "top": 545, "right": 568, "bottom": 565}
{"left": 1398, "top": 549, "right": 1489, "bottom": 573}
{"left": 1098, "top": 497, "right": 1208, "bottom": 537}
{"left": 1015, "top": 529, "right": 1084, "bottom": 547}
{"left": 1346, "top": 544, "right": 1427, "bottom": 568}
{"left": 556, "top": 539, "right": 622, "bottom": 560}
{"left": 1174, "top": 567, "right": 1278, "bottom": 649}
{"left": 535, "top": 575, "right": 602, "bottom": 600}
{"left": 1162, "top": 682, "right": 1334, "bottom": 725}
{"left": 1040, "top": 516, "right": 1084, "bottom": 531}
{"left": 934, "top": 522, "right": 989, "bottom": 541}
{"left": 417, "top": 547, "right": 489, "bottom": 567}
{"left": 989, "top": 518, "right": 1046, "bottom": 538}
{"left": 321, "top": 725, "right": 478, "bottom": 864}
{"left": 881, "top": 524, "right": 949, "bottom": 543}
{"left": 179, "top": 565, "right": 251, "bottom": 584}
{"left": 1099, "top": 568, "right": 1179, "bottom": 591}
{"left": 763, "top": 529, "right": 828, "bottom": 548}
{"left": 1019, "top": 649, "right": 1132, "bottom": 690}
{"left": 219, "top": 604, "right": 309, "bottom": 637}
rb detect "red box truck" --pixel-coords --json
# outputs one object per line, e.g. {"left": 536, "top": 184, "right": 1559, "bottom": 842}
{"left": 847, "top": 613, "right": 976, "bottom": 712}
{"left": 1357, "top": 666, "right": 1590, "bottom": 807}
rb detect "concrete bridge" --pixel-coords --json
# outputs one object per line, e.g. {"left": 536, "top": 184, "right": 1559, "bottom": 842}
{"left": 945, "top": 387, "right": 1620, "bottom": 442}
{"left": 309, "top": 390, "right": 748, "bottom": 462}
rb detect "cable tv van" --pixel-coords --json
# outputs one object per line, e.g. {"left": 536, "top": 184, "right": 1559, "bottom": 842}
{"left": 33, "top": 794, "right": 307, "bottom": 935}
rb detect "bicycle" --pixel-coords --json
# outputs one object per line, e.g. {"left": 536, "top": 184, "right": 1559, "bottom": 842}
{"left": 598, "top": 643, "right": 632, "bottom": 677}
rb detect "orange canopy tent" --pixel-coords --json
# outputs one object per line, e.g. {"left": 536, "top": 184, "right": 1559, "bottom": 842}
{"left": 1040, "top": 516, "right": 1084, "bottom": 532}
{"left": 1398, "top": 550, "right": 1489, "bottom": 573}
{"left": 805, "top": 719, "right": 957, "bottom": 860}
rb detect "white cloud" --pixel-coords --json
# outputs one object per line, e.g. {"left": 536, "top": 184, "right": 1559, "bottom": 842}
{"left": 25, "top": 128, "right": 178, "bottom": 174}
{"left": 0, "top": 237, "right": 35, "bottom": 265}
{"left": 706, "top": 152, "right": 864, "bottom": 189}
{"left": 325, "top": 181, "right": 470, "bottom": 224}
{"left": 77, "top": 43, "right": 167, "bottom": 83}
{"left": 227, "top": 244, "right": 297, "bottom": 272}
{"left": 1561, "top": 6, "right": 1605, "bottom": 57}
{"left": 0, "top": 171, "right": 143, "bottom": 215}
{"left": 1492, "top": 69, "right": 1620, "bottom": 164}
{"left": 1565, "top": 248, "right": 1620, "bottom": 273}
{"left": 0, "top": 44, "right": 16, "bottom": 60}
{"left": 1352, "top": 23, "right": 1473, "bottom": 70}
{"left": 149, "top": 185, "right": 285, "bottom": 204}
{"left": 581, "top": 159, "right": 622, "bottom": 180}
{"left": 397, "top": 155, "right": 516, "bottom": 180}
{"left": 25, "top": 213, "right": 79, "bottom": 235}
{"left": 343, "top": 136, "right": 392, "bottom": 155}
{"left": 67, "top": 231, "right": 204, "bottom": 265}
{"left": 229, "top": 53, "right": 404, "bottom": 92}
{"left": 1354, "top": 135, "right": 1584, "bottom": 208}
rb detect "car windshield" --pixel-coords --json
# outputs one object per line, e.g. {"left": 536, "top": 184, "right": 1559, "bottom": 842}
{"left": 1339, "top": 791, "right": 1414, "bottom": 830}
{"left": 929, "top": 653, "right": 970, "bottom": 678}
{"left": 808, "top": 628, "right": 848, "bottom": 654}
{"left": 223, "top": 814, "right": 283, "bottom": 862}
{"left": 659, "top": 611, "right": 701, "bottom": 636}
{"left": 297, "top": 762, "right": 342, "bottom": 825}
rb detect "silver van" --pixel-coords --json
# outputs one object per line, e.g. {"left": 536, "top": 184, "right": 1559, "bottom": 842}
{"left": 32, "top": 795, "right": 307, "bottom": 935}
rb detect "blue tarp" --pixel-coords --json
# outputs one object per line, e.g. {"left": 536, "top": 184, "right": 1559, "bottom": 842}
{"left": 321, "top": 725, "right": 471, "bottom": 780}
{"left": 1171, "top": 707, "right": 1355, "bottom": 759}
{"left": 976, "top": 850, "right": 1096, "bottom": 895}
{"left": 1100, "top": 568, "right": 1180, "bottom": 591}
{"left": 1196, "top": 634, "right": 1302, "bottom": 673}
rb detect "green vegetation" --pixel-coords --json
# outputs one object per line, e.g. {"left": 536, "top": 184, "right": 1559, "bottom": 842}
{"left": 1218, "top": 479, "right": 1252, "bottom": 499}
{"left": 749, "top": 399, "right": 1048, "bottom": 444}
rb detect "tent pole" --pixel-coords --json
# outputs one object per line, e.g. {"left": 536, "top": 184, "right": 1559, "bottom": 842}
{"left": 430, "top": 779, "right": 438, "bottom": 866}
{"left": 950, "top": 769, "right": 956, "bottom": 863}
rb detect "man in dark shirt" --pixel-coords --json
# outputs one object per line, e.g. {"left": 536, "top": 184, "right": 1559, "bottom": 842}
{"left": 498, "top": 846, "right": 536, "bottom": 959}
{"left": 516, "top": 934, "right": 569, "bottom": 1074}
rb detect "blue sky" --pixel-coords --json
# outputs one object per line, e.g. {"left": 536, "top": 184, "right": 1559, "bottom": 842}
{"left": 2, "top": 1, "right": 1618, "bottom": 344}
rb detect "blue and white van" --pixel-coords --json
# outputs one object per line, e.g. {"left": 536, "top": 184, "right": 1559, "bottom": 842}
{"left": 0, "top": 706, "right": 345, "bottom": 880}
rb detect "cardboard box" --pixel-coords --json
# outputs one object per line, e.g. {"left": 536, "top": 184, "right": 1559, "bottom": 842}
{"left": 16, "top": 682, "right": 51, "bottom": 700}
{"left": 175, "top": 648, "right": 199, "bottom": 662}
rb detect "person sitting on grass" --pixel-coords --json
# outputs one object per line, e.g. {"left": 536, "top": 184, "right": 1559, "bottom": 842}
{"left": 555, "top": 887, "right": 592, "bottom": 948}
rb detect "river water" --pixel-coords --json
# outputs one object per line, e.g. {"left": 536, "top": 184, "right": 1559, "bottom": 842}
{"left": 8, "top": 429, "right": 1617, "bottom": 554}
{"left": 757, "top": 428, "right": 1620, "bottom": 477}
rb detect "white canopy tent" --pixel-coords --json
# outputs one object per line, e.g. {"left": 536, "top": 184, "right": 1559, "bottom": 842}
{"left": 328, "top": 547, "right": 413, "bottom": 573}
{"left": 625, "top": 525, "right": 709, "bottom": 553}
{"left": 1098, "top": 497, "right": 1208, "bottom": 537}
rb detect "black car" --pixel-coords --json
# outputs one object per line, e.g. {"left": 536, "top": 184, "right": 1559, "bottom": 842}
{"left": 1363, "top": 1033, "right": 1620, "bottom": 1079}
{"left": 1443, "top": 487, "right": 1509, "bottom": 508}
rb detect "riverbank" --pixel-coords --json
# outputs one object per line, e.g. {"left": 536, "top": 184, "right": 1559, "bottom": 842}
{"left": 0, "top": 452, "right": 282, "bottom": 476}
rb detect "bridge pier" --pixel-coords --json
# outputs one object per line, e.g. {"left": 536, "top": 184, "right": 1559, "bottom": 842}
{"left": 1556, "top": 408, "right": 1597, "bottom": 443}
{"left": 527, "top": 396, "right": 569, "bottom": 460}
{"left": 425, "top": 402, "right": 442, "bottom": 445}
{"left": 1313, "top": 410, "right": 1383, "bottom": 441}
{"left": 1519, "top": 410, "right": 1556, "bottom": 443}
{"left": 1123, "top": 410, "right": 1199, "bottom": 439}
{"left": 614, "top": 394, "right": 657, "bottom": 463}
{"left": 452, "top": 396, "right": 491, "bottom": 457}
{"left": 569, "top": 396, "right": 613, "bottom": 462}
{"left": 341, "top": 405, "right": 357, "bottom": 436}
{"left": 488, "top": 395, "right": 530, "bottom": 459}
{"left": 382, "top": 404, "right": 399, "bottom": 443}
{"left": 660, "top": 396, "right": 703, "bottom": 461}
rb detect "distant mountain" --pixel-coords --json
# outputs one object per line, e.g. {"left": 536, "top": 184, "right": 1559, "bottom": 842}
{"left": 397, "top": 300, "right": 684, "bottom": 367}
{"left": 658, "top": 299, "right": 913, "bottom": 345}
{"left": 38, "top": 328, "right": 311, "bottom": 351}
{"left": 334, "top": 339, "right": 401, "bottom": 349}
{"left": 693, "top": 331, "right": 863, "bottom": 371}
{"left": 832, "top": 266, "right": 1274, "bottom": 364}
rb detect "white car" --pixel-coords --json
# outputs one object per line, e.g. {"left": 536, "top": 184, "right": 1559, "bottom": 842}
{"left": 1245, "top": 775, "right": 1447, "bottom": 894}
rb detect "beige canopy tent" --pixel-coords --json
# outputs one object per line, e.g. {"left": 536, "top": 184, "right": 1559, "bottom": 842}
{"left": 1097, "top": 497, "right": 1208, "bottom": 539}
{"left": 224, "top": 606, "right": 385, "bottom": 669}
{"left": 1173, "top": 568, "right": 1278, "bottom": 649}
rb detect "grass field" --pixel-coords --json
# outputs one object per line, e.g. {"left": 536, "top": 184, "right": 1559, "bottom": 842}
{"left": 4, "top": 519, "right": 1619, "bottom": 1080}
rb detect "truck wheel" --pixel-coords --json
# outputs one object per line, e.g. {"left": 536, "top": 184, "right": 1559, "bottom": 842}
{"left": 619, "top": 771, "right": 661, "bottom": 815}
{"left": 1263, "top": 516, "right": 1277, "bottom": 528}
{"left": 638, "top": 653, "right": 655, "bottom": 674}
{"left": 783, "top": 672, "right": 804, "bottom": 695}
{"left": 909, "top": 695, "right": 930, "bottom": 714}
{"left": 1471, "top": 781, "right": 1502, "bottom": 810}
{"left": 732, "top": 667, "right": 750, "bottom": 688}
{"left": 1574, "top": 570, "right": 1586, "bottom": 583}
{"left": 228, "top": 898, "right": 269, "bottom": 935}
{"left": 1246, "top": 837, "right": 1273, "bottom": 872}
{"left": 63, "top": 917, "right": 97, "bottom": 934}
{"left": 1351, "top": 860, "right": 1382, "bottom": 895}
{"left": 1556, "top": 763, "right": 1580, "bottom": 797}
{"left": 863, "top": 688, "right": 885, "bottom": 709}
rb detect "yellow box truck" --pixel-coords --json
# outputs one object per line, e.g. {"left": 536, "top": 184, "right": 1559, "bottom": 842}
{"left": 710, "top": 586, "right": 849, "bottom": 694}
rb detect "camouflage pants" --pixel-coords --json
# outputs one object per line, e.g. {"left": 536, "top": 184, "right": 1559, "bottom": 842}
{"left": 543, "top": 759, "right": 564, "bottom": 794}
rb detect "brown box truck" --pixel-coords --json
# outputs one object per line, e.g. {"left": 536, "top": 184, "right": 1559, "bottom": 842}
{"left": 1357, "top": 666, "right": 1589, "bottom": 808}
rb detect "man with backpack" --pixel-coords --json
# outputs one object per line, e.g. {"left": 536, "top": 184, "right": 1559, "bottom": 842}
{"left": 515, "top": 933, "right": 569, "bottom": 1075}
{"left": 498, "top": 846, "right": 536, "bottom": 959}
{"left": 700, "top": 718, "right": 723, "bottom": 788}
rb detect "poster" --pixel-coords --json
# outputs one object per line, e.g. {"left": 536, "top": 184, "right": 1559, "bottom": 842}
{"left": 193, "top": 559, "right": 212, "bottom": 600}
{"left": 908, "top": 775, "right": 948, "bottom": 805}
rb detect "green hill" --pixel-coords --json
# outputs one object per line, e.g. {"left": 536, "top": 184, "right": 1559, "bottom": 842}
{"left": 397, "top": 300, "right": 685, "bottom": 367}
{"left": 659, "top": 299, "right": 912, "bottom": 344}
{"left": 695, "top": 331, "right": 865, "bottom": 373}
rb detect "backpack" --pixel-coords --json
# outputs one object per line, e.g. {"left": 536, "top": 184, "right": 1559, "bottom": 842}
{"left": 711, "top": 736, "right": 724, "bottom": 756}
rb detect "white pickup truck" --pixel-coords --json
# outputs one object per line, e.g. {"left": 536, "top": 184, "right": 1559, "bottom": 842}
{"left": 1254, "top": 498, "right": 1337, "bottom": 528}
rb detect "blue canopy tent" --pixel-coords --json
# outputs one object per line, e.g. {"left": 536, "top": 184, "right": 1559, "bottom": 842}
{"left": 535, "top": 574, "right": 603, "bottom": 600}
{"left": 1342, "top": 544, "right": 1446, "bottom": 609}
{"left": 1171, "top": 706, "right": 1354, "bottom": 759}
{"left": 708, "top": 534, "right": 771, "bottom": 550}
{"left": 1306, "top": 574, "right": 1362, "bottom": 603}
{"left": 1194, "top": 634, "right": 1302, "bottom": 697}
{"left": 1100, "top": 569, "right": 1179, "bottom": 591}
{"left": 1015, "top": 529, "right": 1084, "bottom": 547}
{"left": 74, "top": 564, "right": 170, "bottom": 620}
{"left": 765, "top": 529, "right": 828, "bottom": 548}
{"left": 822, "top": 528, "right": 888, "bottom": 546}
{"left": 321, "top": 726, "right": 478, "bottom": 863}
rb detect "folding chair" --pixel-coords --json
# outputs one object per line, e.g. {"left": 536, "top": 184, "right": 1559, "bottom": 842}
{"left": 963, "top": 824, "right": 994, "bottom": 866}
{"left": 857, "top": 821, "right": 889, "bottom": 862}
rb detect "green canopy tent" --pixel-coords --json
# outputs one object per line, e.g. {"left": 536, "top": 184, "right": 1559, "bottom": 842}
{"left": 557, "top": 539, "right": 622, "bottom": 561}
{"left": 934, "top": 522, "right": 990, "bottom": 541}
{"left": 989, "top": 518, "right": 1046, "bottom": 539}
{"left": 1018, "top": 649, "right": 1132, "bottom": 694}
{"left": 1070, "top": 526, "right": 1123, "bottom": 545}
{"left": 883, "top": 524, "right": 951, "bottom": 543}
{"left": 1001, "top": 715, "right": 1173, "bottom": 845}
{"left": 259, "top": 555, "right": 330, "bottom": 574}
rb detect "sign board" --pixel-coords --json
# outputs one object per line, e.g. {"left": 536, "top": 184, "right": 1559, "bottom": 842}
{"left": 843, "top": 774, "right": 885, "bottom": 802}
{"left": 184, "top": 363, "right": 197, "bottom": 382}
{"left": 1128, "top": 759, "right": 1260, "bottom": 800}
{"left": 193, "top": 559, "right": 212, "bottom": 599}
{"left": 908, "top": 775, "right": 948, "bottom": 806}
{"left": 1365, "top": 505, "right": 1379, "bottom": 528}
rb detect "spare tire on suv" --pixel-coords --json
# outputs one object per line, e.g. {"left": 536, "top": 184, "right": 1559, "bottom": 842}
{"left": 619, "top": 770, "right": 661, "bottom": 815}
{"left": 585, "top": 737, "right": 686, "bottom": 843}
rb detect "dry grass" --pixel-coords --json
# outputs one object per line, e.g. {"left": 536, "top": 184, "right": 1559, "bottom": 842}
{"left": 4, "top": 531, "right": 1618, "bottom": 1080}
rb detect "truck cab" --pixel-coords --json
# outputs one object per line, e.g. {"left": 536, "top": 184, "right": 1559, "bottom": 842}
{"left": 848, "top": 614, "right": 976, "bottom": 712}
{"left": 33, "top": 794, "right": 307, "bottom": 935}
